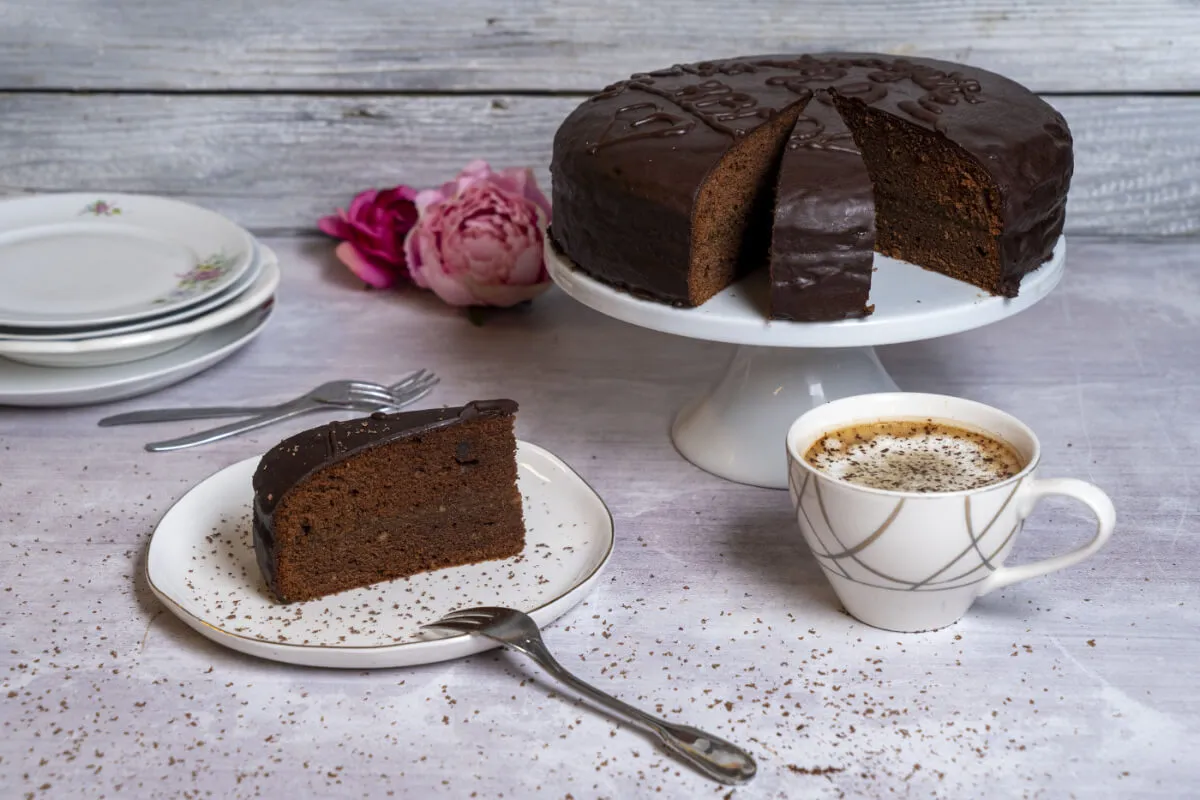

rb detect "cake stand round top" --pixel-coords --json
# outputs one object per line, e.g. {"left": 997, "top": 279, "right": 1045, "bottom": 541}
{"left": 546, "top": 236, "right": 1065, "bottom": 348}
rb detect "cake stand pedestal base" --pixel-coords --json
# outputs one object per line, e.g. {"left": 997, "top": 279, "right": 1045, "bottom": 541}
{"left": 671, "top": 345, "right": 898, "bottom": 489}
{"left": 546, "top": 235, "right": 1066, "bottom": 490}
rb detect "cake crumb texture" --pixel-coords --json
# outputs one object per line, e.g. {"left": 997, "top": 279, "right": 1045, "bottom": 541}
{"left": 253, "top": 402, "right": 524, "bottom": 603}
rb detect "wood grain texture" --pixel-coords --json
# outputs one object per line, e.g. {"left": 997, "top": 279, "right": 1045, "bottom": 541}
{"left": 4, "top": 0, "right": 1199, "bottom": 92}
{"left": 0, "top": 235, "right": 1197, "bottom": 798}
{"left": 1, "top": 93, "right": 1197, "bottom": 236}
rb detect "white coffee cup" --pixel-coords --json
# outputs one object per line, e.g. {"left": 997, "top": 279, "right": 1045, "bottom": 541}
{"left": 785, "top": 393, "right": 1115, "bottom": 633}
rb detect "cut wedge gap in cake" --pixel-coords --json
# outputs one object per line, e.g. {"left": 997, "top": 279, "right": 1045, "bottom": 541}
{"left": 688, "top": 104, "right": 805, "bottom": 306}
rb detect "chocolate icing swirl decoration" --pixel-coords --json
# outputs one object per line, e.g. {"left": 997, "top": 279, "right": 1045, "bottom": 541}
{"left": 665, "top": 79, "right": 777, "bottom": 135}
{"left": 641, "top": 61, "right": 763, "bottom": 79}
{"left": 763, "top": 75, "right": 818, "bottom": 104}
{"left": 587, "top": 55, "right": 987, "bottom": 152}
{"left": 755, "top": 55, "right": 849, "bottom": 83}
{"left": 821, "top": 81, "right": 888, "bottom": 105}
{"left": 787, "top": 111, "right": 860, "bottom": 155}
{"left": 587, "top": 101, "right": 696, "bottom": 154}
{"left": 860, "top": 58, "right": 984, "bottom": 130}
{"left": 587, "top": 71, "right": 776, "bottom": 151}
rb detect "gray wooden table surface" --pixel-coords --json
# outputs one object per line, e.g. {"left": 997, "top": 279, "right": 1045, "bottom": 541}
{"left": 2, "top": 1, "right": 1200, "bottom": 796}
{"left": 1, "top": 236, "right": 1197, "bottom": 798}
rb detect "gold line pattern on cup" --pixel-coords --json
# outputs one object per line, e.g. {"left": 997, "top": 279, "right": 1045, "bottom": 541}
{"left": 813, "top": 479, "right": 923, "bottom": 588}
{"left": 976, "top": 480, "right": 1021, "bottom": 548}
{"left": 917, "top": 496, "right": 1007, "bottom": 587}
{"left": 803, "top": 474, "right": 1027, "bottom": 593}
{"left": 821, "top": 499, "right": 905, "bottom": 560}
{"left": 792, "top": 468, "right": 852, "bottom": 580}
{"left": 982, "top": 519, "right": 1022, "bottom": 566}
{"left": 921, "top": 561, "right": 991, "bottom": 587}
{"left": 811, "top": 522, "right": 1017, "bottom": 592}
{"left": 809, "top": 520, "right": 1017, "bottom": 592}
{"left": 964, "top": 496, "right": 999, "bottom": 572}
{"left": 908, "top": 478, "right": 1024, "bottom": 591}
{"left": 816, "top": 571, "right": 979, "bottom": 593}
{"left": 918, "top": 518, "right": 1024, "bottom": 587}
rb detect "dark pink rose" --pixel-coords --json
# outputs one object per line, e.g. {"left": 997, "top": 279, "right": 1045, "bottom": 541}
{"left": 318, "top": 186, "right": 418, "bottom": 288}
{"left": 404, "top": 161, "right": 552, "bottom": 307}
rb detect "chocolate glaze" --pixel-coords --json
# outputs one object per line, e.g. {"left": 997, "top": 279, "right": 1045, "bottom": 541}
{"left": 770, "top": 95, "right": 875, "bottom": 321}
{"left": 251, "top": 400, "right": 517, "bottom": 600}
{"left": 551, "top": 53, "right": 1073, "bottom": 317}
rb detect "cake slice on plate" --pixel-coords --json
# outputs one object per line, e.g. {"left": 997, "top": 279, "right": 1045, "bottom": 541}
{"left": 251, "top": 400, "right": 524, "bottom": 603}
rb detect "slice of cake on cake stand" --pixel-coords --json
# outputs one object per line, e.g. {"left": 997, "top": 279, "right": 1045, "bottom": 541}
{"left": 547, "top": 237, "right": 1064, "bottom": 489}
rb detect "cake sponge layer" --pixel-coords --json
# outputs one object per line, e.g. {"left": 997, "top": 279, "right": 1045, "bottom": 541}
{"left": 252, "top": 401, "right": 524, "bottom": 603}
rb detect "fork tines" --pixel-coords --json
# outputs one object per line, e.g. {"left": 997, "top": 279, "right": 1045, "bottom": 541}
{"left": 421, "top": 606, "right": 509, "bottom": 632}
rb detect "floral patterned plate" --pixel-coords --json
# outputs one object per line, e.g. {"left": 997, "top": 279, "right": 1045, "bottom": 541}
{"left": 0, "top": 239, "right": 263, "bottom": 342}
{"left": 0, "top": 193, "right": 255, "bottom": 329}
{"left": 0, "top": 248, "right": 279, "bottom": 368}
{"left": 0, "top": 304, "right": 273, "bottom": 407}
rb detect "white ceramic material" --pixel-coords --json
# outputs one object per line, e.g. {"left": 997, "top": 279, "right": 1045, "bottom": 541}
{"left": 146, "top": 442, "right": 615, "bottom": 669}
{"left": 547, "top": 237, "right": 1065, "bottom": 348}
{"left": 0, "top": 193, "right": 254, "bottom": 328}
{"left": 672, "top": 346, "right": 901, "bottom": 488}
{"left": 546, "top": 237, "right": 1066, "bottom": 488}
{"left": 785, "top": 392, "right": 1116, "bottom": 633}
{"left": 0, "top": 247, "right": 280, "bottom": 367}
{"left": 0, "top": 304, "right": 273, "bottom": 407}
{"left": 0, "top": 240, "right": 264, "bottom": 342}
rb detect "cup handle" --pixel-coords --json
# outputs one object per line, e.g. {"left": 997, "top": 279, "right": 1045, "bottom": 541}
{"left": 978, "top": 478, "right": 1116, "bottom": 595}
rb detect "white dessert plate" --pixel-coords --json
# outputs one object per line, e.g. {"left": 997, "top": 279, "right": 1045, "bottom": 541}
{"left": 547, "top": 235, "right": 1066, "bottom": 348}
{"left": 0, "top": 246, "right": 280, "bottom": 367}
{"left": 0, "top": 193, "right": 255, "bottom": 329}
{"left": 0, "top": 303, "right": 273, "bottom": 407}
{"left": 146, "top": 442, "right": 615, "bottom": 669}
{"left": 0, "top": 238, "right": 264, "bottom": 342}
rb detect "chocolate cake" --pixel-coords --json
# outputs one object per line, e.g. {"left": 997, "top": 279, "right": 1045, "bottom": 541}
{"left": 550, "top": 54, "right": 1073, "bottom": 321}
{"left": 770, "top": 99, "right": 875, "bottom": 321}
{"left": 251, "top": 400, "right": 524, "bottom": 603}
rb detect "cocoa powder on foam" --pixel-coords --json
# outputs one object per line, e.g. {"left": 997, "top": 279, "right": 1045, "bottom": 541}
{"left": 803, "top": 418, "right": 1024, "bottom": 493}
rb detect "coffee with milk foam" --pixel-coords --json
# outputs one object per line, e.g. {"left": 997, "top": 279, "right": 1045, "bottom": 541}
{"left": 803, "top": 418, "right": 1025, "bottom": 493}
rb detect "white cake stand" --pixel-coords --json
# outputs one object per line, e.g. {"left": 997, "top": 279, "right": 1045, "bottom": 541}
{"left": 546, "top": 237, "right": 1066, "bottom": 489}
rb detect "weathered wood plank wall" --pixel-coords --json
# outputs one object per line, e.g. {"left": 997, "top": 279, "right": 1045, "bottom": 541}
{"left": 5, "top": 0, "right": 1199, "bottom": 91}
{"left": 2, "top": 94, "right": 1195, "bottom": 236}
{"left": 1, "top": 0, "right": 1198, "bottom": 235}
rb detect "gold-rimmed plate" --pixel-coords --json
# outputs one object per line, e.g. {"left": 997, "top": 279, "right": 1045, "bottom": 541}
{"left": 0, "top": 193, "right": 255, "bottom": 329}
{"left": 145, "top": 441, "right": 615, "bottom": 668}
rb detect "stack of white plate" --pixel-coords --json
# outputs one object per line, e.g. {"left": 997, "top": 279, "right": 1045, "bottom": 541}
{"left": 0, "top": 193, "right": 280, "bottom": 407}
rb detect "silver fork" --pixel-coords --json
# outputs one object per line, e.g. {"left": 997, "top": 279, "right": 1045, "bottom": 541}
{"left": 142, "top": 371, "right": 438, "bottom": 452}
{"left": 99, "top": 371, "right": 435, "bottom": 426}
{"left": 422, "top": 607, "right": 757, "bottom": 785}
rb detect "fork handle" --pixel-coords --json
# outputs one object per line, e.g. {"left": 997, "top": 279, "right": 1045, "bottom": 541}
{"left": 99, "top": 406, "right": 283, "bottom": 426}
{"left": 516, "top": 644, "right": 756, "bottom": 784}
{"left": 142, "top": 383, "right": 436, "bottom": 452}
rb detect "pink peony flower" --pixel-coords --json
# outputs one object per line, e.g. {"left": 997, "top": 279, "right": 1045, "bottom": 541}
{"left": 404, "top": 160, "right": 552, "bottom": 307}
{"left": 318, "top": 186, "right": 419, "bottom": 288}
